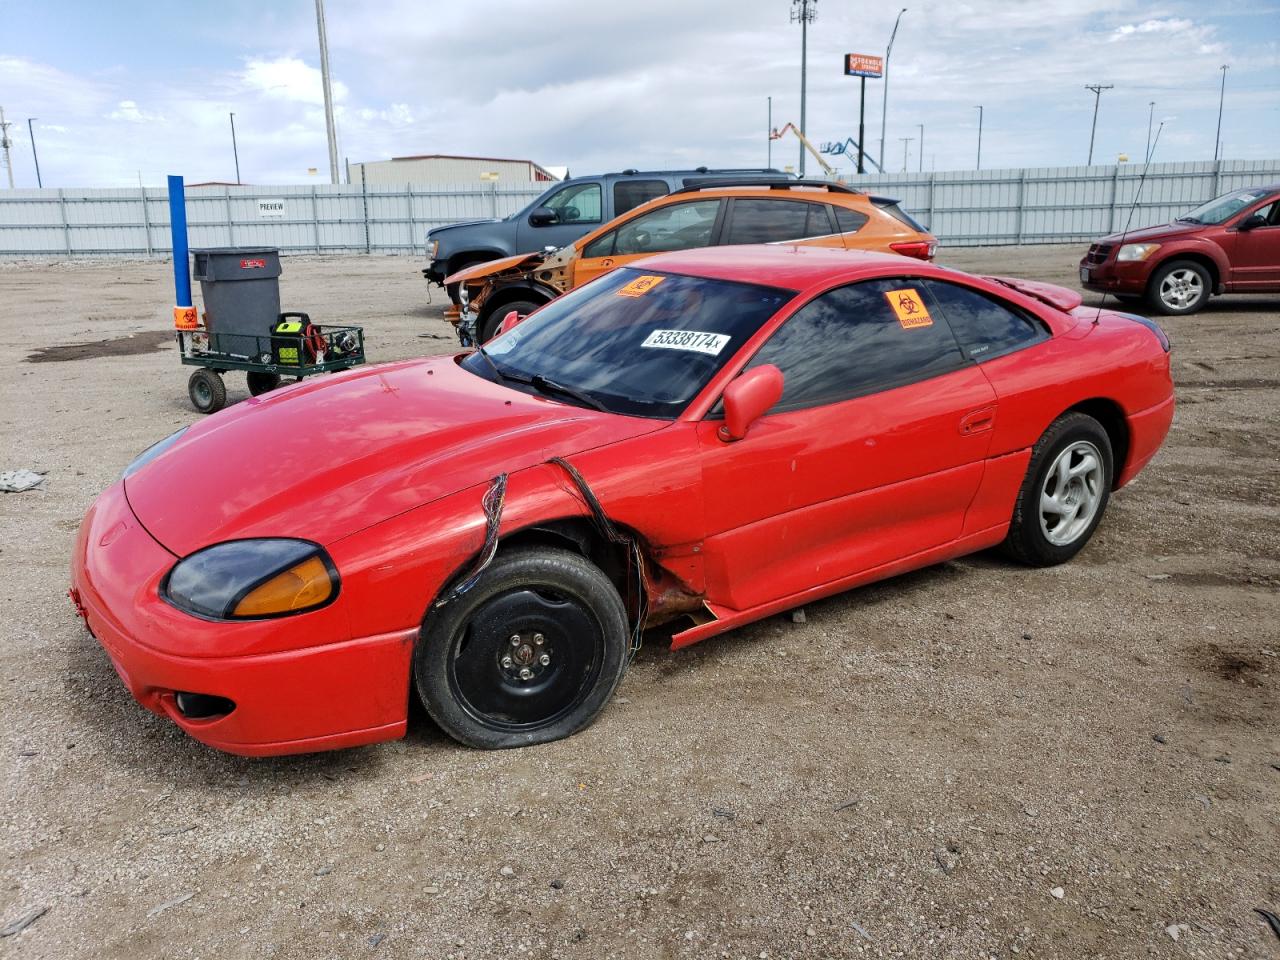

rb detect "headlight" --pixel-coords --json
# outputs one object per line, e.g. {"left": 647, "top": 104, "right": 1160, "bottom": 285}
{"left": 162, "top": 539, "right": 339, "bottom": 620}
{"left": 1117, "top": 243, "right": 1161, "bottom": 262}
{"left": 123, "top": 428, "right": 187, "bottom": 479}
{"left": 427, "top": 239, "right": 440, "bottom": 259}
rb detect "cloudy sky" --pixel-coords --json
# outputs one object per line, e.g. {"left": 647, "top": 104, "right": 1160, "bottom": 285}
{"left": 1, "top": 0, "right": 1277, "bottom": 187}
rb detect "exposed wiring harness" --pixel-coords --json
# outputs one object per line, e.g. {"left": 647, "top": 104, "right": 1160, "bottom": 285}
{"left": 434, "top": 472, "right": 508, "bottom": 607}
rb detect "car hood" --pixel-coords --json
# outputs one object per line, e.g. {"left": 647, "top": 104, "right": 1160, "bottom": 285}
{"left": 447, "top": 252, "right": 545, "bottom": 285}
{"left": 124, "top": 356, "right": 665, "bottom": 555}
{"left": 428, "top": 218, "right": 501, "bottom": 238}
{"left": 1096, "top": 221, "right": 1203, "bottom": 245}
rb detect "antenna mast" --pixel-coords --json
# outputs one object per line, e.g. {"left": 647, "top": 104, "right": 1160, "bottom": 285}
{"left": 1084, "top": 84, "right": 1113, "bottom": 165}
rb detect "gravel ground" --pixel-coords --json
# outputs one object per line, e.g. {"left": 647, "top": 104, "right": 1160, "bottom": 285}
{"left": 1, "top": 247, "right": 1277, "bottom": 960}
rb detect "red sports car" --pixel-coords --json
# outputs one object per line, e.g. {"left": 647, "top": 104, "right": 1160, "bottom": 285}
{"left": 70, "top": 246, "right": 1174, "bottom": 756}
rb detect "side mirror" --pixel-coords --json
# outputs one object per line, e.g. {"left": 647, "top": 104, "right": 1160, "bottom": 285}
{"left": 1238, "top": 212, "right": 1267, "bottom": 231}
{"left": 529, "top": 207, "right": 559, "bottom": 227}
{"left": 718, "top": 365, "right": 784, "bottom": 442}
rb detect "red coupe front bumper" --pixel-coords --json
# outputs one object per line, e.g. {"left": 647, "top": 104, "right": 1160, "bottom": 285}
{"left": 70, "top": 483, "right": 415, "bottom": 756}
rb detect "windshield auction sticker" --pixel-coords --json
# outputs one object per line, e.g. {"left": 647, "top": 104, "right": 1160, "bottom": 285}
{"left": 617, "top": 275, "right": 666, "bottom": 297}
{"left": 885, "top": 288, "right": 933, "bottom": 329}
{"left": 641, "top": 329, "right": 731, "bottom": 356}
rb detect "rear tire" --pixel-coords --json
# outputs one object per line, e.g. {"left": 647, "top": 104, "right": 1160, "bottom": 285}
{"left": 480, "top": 299, "right": 541, "bottom": 343}
{"left": 415, "top": 547, "right": 629, "bottom": 749}
{"left": 1002, "top": 412, "right": 1113, "bottom": 567}
{"left": 1147, "top": 259, "right": 1211, "bottom": 316}
{"left": 188, "top": 369, "right": 226, "bottom": 414}
{"left": 247, "top": 371, "right": 282, "bottom": 396}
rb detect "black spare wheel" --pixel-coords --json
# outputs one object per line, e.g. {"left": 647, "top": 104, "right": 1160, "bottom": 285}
{"left": 415, "top": 547, "right": 629, "bottom": 749}
{"left": 188, "top": 369, "right": 227, "bottom": 414}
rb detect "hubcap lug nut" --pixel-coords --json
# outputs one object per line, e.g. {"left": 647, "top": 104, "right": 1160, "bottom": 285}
{"left": 533, "top": 633, "right": 544, "bottom": 645}
{"left": 501, "top": 656, "right": 513, "bottom": 668}
{"left": 510, "top": 635, "right": 521, "bottom": 646}
{"left": 538, "top": 653, "right": 551, "bottom": 666}
{"left": 518, "top": 667, "right": 533, "bottom": 680}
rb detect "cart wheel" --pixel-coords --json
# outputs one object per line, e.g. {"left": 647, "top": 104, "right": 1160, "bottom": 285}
{"left": 188, "top": 369, "right": 227, "bottom": 414}
{"left": 247, "top": 371, "right": 282, "bottom": 396}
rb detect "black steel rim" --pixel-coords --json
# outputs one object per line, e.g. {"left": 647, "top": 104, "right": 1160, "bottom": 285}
{"left": 193, "top": 378, "right": 212, "bottom": 406}
{"left": 447, "top": 587, "right": 604, "bottom": 732}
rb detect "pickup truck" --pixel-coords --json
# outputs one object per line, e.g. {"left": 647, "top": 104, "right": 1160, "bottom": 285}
{"left": 422, "top": 167, "right": 790, "bottom": 304}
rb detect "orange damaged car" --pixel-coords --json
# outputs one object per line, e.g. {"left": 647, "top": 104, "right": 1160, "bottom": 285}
{"left": 446, "top": 178, "right": 937, "bottom": 343}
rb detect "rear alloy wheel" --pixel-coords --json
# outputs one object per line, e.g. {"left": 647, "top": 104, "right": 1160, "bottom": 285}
{"left": 415, "top": 547, "right": 629, "bottom": 749}
{"left": 1003, "top": 412, "right": 1113, "bottom": 566}
{"left": 479, "top": 300, "right": 541, "bottom": 344}
{"left": 1148, "top": 259, "right": 1211, "bottom": 316}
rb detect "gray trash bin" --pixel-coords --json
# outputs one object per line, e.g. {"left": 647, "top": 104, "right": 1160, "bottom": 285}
{"left": 191, "top": 248, "right": 282, "bottom": 360}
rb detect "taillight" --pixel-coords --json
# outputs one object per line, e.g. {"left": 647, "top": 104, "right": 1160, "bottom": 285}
{"left": 890, "top": 240, "right": 936, "bottom": 261}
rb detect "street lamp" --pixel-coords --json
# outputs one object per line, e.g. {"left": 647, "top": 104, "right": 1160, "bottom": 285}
{"left": 917, "top": 123, "right": 924, "bottom": 173}
{"left": 974, "top": 105, "right": 983, "bottom": 170}
{"left": 879, "top": 8, "right": 907, "bottom": 174}
{"left": 790, "top": 0, "right": 818, "bottom": 176}
{"left": 899, "top": 136, "right": 913, "bottom": 172}
{"left": 1213, "top": 65, "right": 1228, "bottom": 162}
{"left": 27, "top": 118, "right": 42, "bottom": 188}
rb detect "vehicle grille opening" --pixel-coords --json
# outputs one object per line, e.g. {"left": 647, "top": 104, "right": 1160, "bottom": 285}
{"left": 1086, "top": 244, "right": 1112, "bottom": 265}
{"left": 174, "top": 691, "right": 236, "bottom": 719}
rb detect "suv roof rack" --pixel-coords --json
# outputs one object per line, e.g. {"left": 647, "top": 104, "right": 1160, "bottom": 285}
{"left": 672, "top": 178, "right": 860, "bottom": 196}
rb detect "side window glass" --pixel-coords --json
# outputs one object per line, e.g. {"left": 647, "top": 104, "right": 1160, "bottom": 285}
{"left": 834, "top": 207, "right": 869, "bottom": 234}
{"left": 614, "top": 180, "right": 669, "bottom": 216}
{"left": 725, "top": 199, "right": 828, "bottom": 244}
{"left": 747, "top": 278, "right": 965, "bottom": 411}
{"left": 582, "top": 231, "right": 616, "bottom": 258}
{"left": 924, "top": 280, "right": 1047, "bottom": 361}
{"left": 612, "top": 200, "right": 721, "bottom": 256}
{"left": 545, "top": 183, "right": 602, "bottom": 224}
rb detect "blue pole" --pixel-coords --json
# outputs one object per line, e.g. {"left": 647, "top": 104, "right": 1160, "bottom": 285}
{"left": 167, "top": 175, "right": 191, "bottom": 308}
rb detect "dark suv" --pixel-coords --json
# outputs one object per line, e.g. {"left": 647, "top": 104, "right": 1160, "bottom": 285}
{"left": 423, "top": 168, "right": 789, "bottom": 303}
{"left": 1080, "top": 184, "right": 1280, "bottom": 315}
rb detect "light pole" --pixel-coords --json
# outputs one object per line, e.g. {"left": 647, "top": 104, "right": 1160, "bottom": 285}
{"left": 767, "top": 96, "right": 773, "bottom": 168}
{"left": 899, "top": 136, "right": 913, "bottom": 172}
{"left": 314, "top": 0, "right": 340, "bottom": 185}
{"left": 1085, "top": 83, "right": 1113, "bottom": 165}
{"left": 27, "top": 118, "right": 42, "bottom": 188}
{"left": 974, "top": 105, "right": 983, "bottom": 170}
{"left": 879, "top": 8, "right": 907, "bottom": 174}
{"left": 791, "top": 0, "right": 818, "bottom": 176}
{"left": 917, "top": 123, "right": 924, "bottom": 173}
{"left": 229, "top": 112, "right": 241, "bottom": 185}
{"left": 1213, "top": 65, "right": 1228, "bottom": 162}
{"left": 1145, "top": 101, "right": 1155, "bottom": 163}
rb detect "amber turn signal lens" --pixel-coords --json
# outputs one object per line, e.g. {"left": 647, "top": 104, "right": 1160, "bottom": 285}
{"left": 232, "top": 556, "right": 334, "bottom": 617}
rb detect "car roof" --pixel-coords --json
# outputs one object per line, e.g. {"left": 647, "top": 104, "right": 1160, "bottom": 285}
{"left": 635, "top": 244, "right": 932, "bottom": 289}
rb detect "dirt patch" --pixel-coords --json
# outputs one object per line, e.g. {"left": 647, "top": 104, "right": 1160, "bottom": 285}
{"left": 1177, "top": 377, "right": 1280, "bottom": 390}
{"left": 25, "top": 329, "right": 173, "bottom": 363}
{"left": 1196, "top": 642, "right": 1273, "bottom": 688}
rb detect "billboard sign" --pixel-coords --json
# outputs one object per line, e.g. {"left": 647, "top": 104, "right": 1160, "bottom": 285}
{"left": 844, "top": 53, "right": 884, "bottom": 78}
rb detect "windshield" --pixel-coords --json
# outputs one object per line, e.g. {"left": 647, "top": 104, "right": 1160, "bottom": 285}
{"left": 461, "top": 267, "right": 794, "bottom": 418}
{"left": 1177, "top": 188, "right": 1267, "bottom": 225}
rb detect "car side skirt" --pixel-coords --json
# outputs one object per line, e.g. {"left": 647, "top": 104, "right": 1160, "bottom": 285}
{"left": 669, "top": 522, "right": 1009, "bottom": 650}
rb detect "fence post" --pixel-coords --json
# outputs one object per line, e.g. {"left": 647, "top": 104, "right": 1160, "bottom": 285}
{"left": 58, "top": 189, "right": 72, "bottom": 254}
{"left": 360, "top": 166, "right": 371, "bottom": 254}
{"left": 225, "top": 187, "right": 235, "bottom": 246}
{"left": 1108, "top": 164, "right": 1121, "bottom": 233}
{"left": 139, "top": 186, "right": 154, "bottom": 256}
{"left": 1015, "top": 169, "right": 1026, "bottom": 245}
{"left": 927, "top": 172, "right": 936, "bottom": 232}
{"left": 407, "top": 182, "right": 416, "bottom": 256}
{"left": 311, "top": 185, "right": 321, "bottom": 253}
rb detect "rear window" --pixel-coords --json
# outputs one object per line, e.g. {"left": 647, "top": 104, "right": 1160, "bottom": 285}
{"left": 833, "top": 207, "right": 869, "bottom": 233}
{"left": 872, "top": 198, "right": 927, "bottom": 232}
{"left": 614, "top": 179, "right": 669, "bottom": 216}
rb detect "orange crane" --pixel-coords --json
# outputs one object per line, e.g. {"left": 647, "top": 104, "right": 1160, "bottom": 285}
{"left": 769, "top": 123, "right": 837, "bottom": 177}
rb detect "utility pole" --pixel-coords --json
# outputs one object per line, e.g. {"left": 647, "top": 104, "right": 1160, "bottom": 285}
{"left": 917, "top": 123, "right": 924, "bottom": 173}
{"left": 27, "top": 118, "right": 42, "bottom": 188}
{"left": 0, "top": 107, "right": 13, "bottom": 189}
{"left": 767, "top": 96, "right": 773, "bottom": 168}
{"left": 1145, "top": 101, "right": 1155, "bottom": 163}
{"left": 1213, "top": 65, "right": 1228, "bottom": 162}
{"left": 229, "top": 112, "right": 241, "bottom": 185}
{"left": 879, "top": 8, "right": 907, "bottom": 174}
{"left": 1084, "top": 84, "right": 1113, "bottom": 165}
{"left": 790, "top": 0, "right": 817, "bottom": 176}
{"left": 314, "top": 0, "right": 340, "bottom": 185}
{"left": 974, "top": 105, "right": 983, "bottom": 170}
{"left": 899, "top": 136, "right": 913, "bottom": 172}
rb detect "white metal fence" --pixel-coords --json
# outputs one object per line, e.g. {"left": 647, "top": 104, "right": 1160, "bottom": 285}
{"left": 0, "top": 159, "right": 1277, "bottom": 257}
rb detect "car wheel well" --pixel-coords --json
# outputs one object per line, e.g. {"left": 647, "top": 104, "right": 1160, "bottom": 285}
{"left": 499, "top": 519, "right": 635, "bottom": 609}
{"left": 484, "top": 284, "right": 553, "bottom": 315}
{"left": 446, "top": 251, "right": 501, "bottom": 275}
{"left": 1148, "top": 253, "right": 1220, "bottom": 292}
{"left": 1065, "top": 399, "right": 1129, "bottom": 488}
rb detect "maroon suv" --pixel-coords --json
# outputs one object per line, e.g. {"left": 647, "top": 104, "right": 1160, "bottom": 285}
{"left": 1080, "top": 185, "right": 1280, "bottom": 315}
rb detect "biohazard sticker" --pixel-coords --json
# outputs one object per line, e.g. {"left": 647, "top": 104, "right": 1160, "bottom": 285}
{"left": 641, "top": 329, "right": 730, "bottom": 356}
{"left": 885, "top": 288, "right": 933, "bottom": 329}
{"left": 617, "top": 275, "right": 666, "bottom": 297}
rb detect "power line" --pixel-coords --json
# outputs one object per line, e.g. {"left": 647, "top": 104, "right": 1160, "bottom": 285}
{"left": 1084, "top": 84, "right": 1113, "bottom": 165}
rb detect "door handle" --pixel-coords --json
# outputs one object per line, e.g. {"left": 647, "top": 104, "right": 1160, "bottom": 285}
{"left": 959, "top": 406, "right": 996, "bottom": 435}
